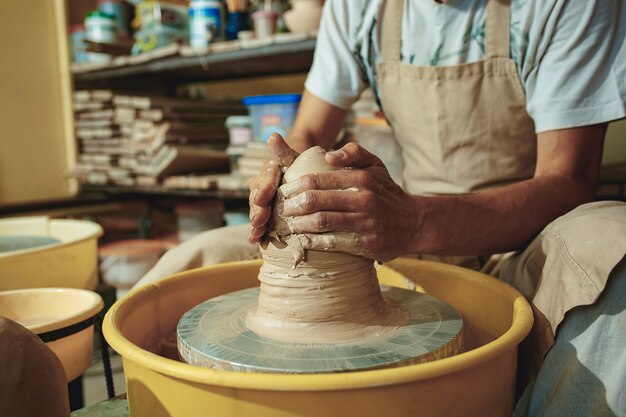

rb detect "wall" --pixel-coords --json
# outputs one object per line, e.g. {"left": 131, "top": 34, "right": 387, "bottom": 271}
{"left": 0, "top": 0, "right": 76, "bottom": 205}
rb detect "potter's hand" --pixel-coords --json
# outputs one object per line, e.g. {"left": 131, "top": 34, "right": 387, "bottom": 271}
{"left": 278, "top": 143, "right": 419, "bottom": 261}
{"left": 248, "top": 133, "right": 299, "bottom": 243}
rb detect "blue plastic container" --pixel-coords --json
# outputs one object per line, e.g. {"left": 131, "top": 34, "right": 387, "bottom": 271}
{"left": 243, "top": 94, "right": 302, "bottom": 142}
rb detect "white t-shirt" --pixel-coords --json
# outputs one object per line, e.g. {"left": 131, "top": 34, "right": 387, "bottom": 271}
{"left": 305, "top": 0, "right": 626, "bottom": 133}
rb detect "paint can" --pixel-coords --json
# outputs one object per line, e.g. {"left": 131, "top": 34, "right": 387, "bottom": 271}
{"left": 189, "top": 0, "right": 224, "bottom": 48}
{"left": 98, "top": 0, "right": 130, "bottom": 37}
{"left": 69, "top": 24, "right": 89, "bottom": 63}
{"left": 85, "top": 10, "right": 118, "bottom": 62}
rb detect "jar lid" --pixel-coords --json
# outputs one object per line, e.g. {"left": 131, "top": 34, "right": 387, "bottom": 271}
{"left": 189, "top": 0, "right": 223, "bottom": 6}
{"left": 86, "top": 10, "right": 116, "bottom": 20}
{"left": 225, "top": 115, "right": 252, "bottom": 128}
{"left": 243, "top": 94, "right": 302, "bottom": 106}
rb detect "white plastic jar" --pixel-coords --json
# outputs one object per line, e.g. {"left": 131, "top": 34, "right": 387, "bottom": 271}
{"left": 251, "top": 10, "right": 278, "bottom": 38}
{"left": 85, "top": 10, "right": 118, "bottom": 43}
{"left": 225, "top": 115, "right": 253, "bottom": 147}
{"left": 189, "top": 0, "right": 224, "bottom": 48}
{"left": 85, "top": 10, "right": 118, "bottom": 62}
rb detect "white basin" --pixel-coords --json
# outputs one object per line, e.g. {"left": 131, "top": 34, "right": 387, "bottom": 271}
{"left": 0, "top": 287, "right": 104, "bottom": 381}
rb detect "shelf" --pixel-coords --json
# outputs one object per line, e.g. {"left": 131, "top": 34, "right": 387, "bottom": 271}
{"left": 69, "top": 37, "right": 313, "bottom": 204}
{"left": 73, "top": 38, "right": 316, "bottom": 87}
{"left": 80, "top": 184, "right": 249, "bottom": 200}
{"left": 78, "top": 163, "right": 626, "bottom": 203}
{"left": 0, "top": 194, "right": 112, "bottom": 216}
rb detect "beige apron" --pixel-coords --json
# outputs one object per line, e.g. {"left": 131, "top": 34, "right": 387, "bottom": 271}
{"left": 376, "top": 0, "right": 626, "bottom": 384}
{"left": 377, "top": 0, "right": 536, "bottom": 271}
{"left": 377, "top": 0, "right": 536, "bottom": 196}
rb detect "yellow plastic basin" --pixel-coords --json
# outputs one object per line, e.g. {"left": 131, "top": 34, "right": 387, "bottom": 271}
{"left": 0, "top": 287, "right": 104, "bottom": 381}
{"left": 104, "top": 258, "right": 533, "bottom": 417}
{"left": 0, "top": 217, "right": 103, "bottom": 291}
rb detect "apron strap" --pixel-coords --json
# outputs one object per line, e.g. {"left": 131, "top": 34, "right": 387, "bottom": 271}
{"left": 486, "top": 0, "right": 511, "bottom": 59}
{"left": 381, "top": 0, "right": 403, "bottom": 62}
{"left": 381, "top": 0, "right": 511, "bottom": 63}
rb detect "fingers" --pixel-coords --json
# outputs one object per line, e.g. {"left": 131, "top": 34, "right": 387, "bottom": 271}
{"left": 248, "top": 223, "right": 266, "bottom": 243}
{"left": 248, "top": 159, "right": 282, "bottom": 243}
{"left": 282, "top": 189, "right": 367, "bottom": 216}
{"left": 247, "top": 135, "right": 298, "bottom": 244}
{"left": 268, "top": 133, "right": 298, "bottom": 171}
{"left": 249, "top": 204, "right": 272, "bottom": 228}
{"left": 252, "top": 160, "right": 282, "bottom": 206}
{"left": 299, "top": 232, "right": 366, "bottom": 256}
{"left": 325, "top": 142, "right": 382, "bottom": 169}
{"left": 286, "top": 211, "right": 369, "bottom": 234}
{"left": 279, "top": 170, "right": 370, "bottom": 199}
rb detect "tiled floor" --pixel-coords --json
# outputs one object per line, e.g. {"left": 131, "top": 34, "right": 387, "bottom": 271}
{"left": 82, "top": 350, "right": 126, "bottom": 407}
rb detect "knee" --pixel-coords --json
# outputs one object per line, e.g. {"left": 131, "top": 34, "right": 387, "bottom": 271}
{"left": 546, "top": 201, "right": 626, "bottom": 233}
{"left": 180, "top": 224, "right": 258, "bottom": 265}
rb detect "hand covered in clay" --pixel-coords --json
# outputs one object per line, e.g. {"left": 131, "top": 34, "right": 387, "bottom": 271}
{"left": 248, "top": 133, "right": 299, "bottom": 243}
{"left": 278, "top": 143, "right": 419, "bottom": 261}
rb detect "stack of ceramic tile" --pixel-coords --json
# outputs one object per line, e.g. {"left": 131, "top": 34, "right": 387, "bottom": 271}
{"left": 73, "top": 90, "right": 128, "bottom": 185}
{"left": 234, "top": 143, "right": 272, "bottom": 178}
{"left": 72, "top": 90, "right": 245, "bottom": 187}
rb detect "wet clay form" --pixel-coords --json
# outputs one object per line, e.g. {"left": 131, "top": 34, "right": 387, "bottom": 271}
{"left": 246, "top": 146, "right": 409, "bottom": 343}
{"left": 177, "top": 147, "right": 463, "bottom": 373}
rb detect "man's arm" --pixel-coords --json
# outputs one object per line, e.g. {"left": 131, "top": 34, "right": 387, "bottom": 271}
{"left": 411, "top": 124, "right": 607, "bottom": 255}
{"left": 279, "top": 124, "right": 607, "bottom": 259}
{"left": 286, "top": 89, "right": 348, "bottom": 153}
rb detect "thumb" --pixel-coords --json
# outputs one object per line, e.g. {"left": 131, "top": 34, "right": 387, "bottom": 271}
{"left": 268, "top": 133, "right": 298, "bottom": 172}
{"left": 325, "top": 142, "right": 382, "bottom": 169}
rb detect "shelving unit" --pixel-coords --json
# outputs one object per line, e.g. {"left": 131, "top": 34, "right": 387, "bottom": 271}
{"left": 80, "top": 183, "right": 249, "bottom": 200}
{"left": 71, "top": 35, "right": 317, "bottom": 202}
{"left": 73, "top": 38, "right": 316, "bottom": 88}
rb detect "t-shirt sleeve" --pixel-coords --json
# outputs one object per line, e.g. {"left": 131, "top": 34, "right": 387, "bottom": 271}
{"left": 521, "top": 0, "right": 626, "bottom": 133}
{"left": 304, "top": 0, "right": 368, "bottom": 110}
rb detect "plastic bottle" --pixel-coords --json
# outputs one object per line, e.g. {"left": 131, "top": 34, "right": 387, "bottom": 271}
{"left": 84, "top": 10, "right": 118, "bottom": 62}
{"left": 98, "top": 0, "right": 130, "bottom": 37}
{"left": 189, "top": 0, "right": 224, "bottom": 48}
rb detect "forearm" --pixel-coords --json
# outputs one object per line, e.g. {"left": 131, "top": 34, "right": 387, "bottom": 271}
{"left": 285, "top": 130, "right": 319, "bottom": 153}
{"left": 412, "top": 124, "right": 606, "bottom": 256}
{"left": 286, "top": 89, "right": 347, "bottom": 153}
{"left": 412, "top": 175, "right": 596, "bottom": 256}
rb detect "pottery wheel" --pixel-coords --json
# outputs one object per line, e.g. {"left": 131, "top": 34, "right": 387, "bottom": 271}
{"left": 177, "top": 285, "right": 463, "bottom": 374}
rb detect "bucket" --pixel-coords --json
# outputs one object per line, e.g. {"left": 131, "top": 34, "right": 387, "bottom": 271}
{"left": 243, "top": 94, "right": 301, "bottom": 142}
{"left": 99, "top": 239, "right": 170, "bottom": 298}
{"left": 0, "top": 288, "right": 104, "bottom": 381}
{"left": 104, "top": 258, "right": 533, "bottom": 416}
{"left": 0, "top": 217, "right": 103, "bottom": 291}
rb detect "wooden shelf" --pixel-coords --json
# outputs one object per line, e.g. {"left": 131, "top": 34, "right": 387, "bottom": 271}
{"left": 73, "top": 38, "right": 316, "bottom": 88}
{"left": 71, "top": 37, "right": 312, "bottom": 203}
{"left": 80, "top": 183, "right": 249, "bottom": 200}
